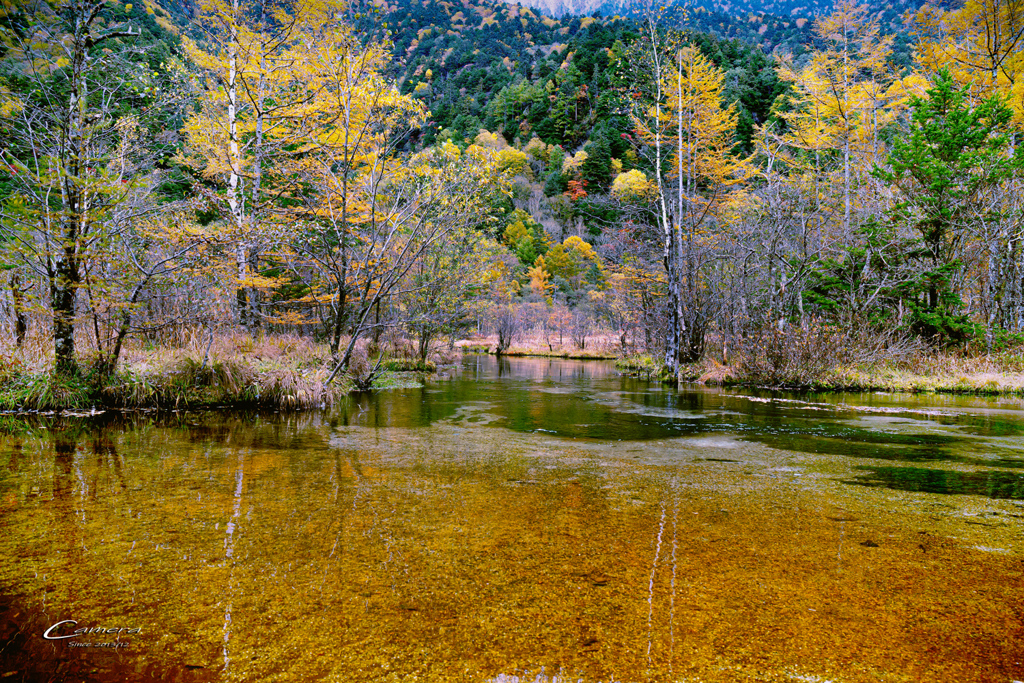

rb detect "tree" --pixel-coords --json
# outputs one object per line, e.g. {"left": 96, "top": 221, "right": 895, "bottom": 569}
{"left": 872, "top": 69, "right": 1024, "bottom": 343}
{"left": 0, "top": 0, "right": 166, "bottom": 376}
{"left": 296, "top": 139, "right": 511, "bottom": 381}
{"left": 913, "top": 0, "right": 1024, "bottom": 119}
{"left": 776, "top": 1, "right": 897, "bottom": 236}
{"left": 753, "top": 2, "right": 926, "bottom": 341}
{"left": 399, "top": 230, "right": 502, "bottom": 362}
{"left": 181, "top": 0, "right": 347, "bottom": 330}
{"left": 629, "top": 36, "right": 748, "bottom": 371}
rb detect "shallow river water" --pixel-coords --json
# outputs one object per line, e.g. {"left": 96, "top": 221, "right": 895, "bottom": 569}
{"left": 0, "top": 356, "right": 1022, "bottom": 682}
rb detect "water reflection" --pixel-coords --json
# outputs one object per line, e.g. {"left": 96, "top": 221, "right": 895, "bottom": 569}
{"left": 848, "top": 466, "right": 1024, "bottom": 499}
{"left": 0, "top": 361, "right": 1022, "bottom": 682}
{"left": 340, "top": 357, "right": 1024, "bottom": 478}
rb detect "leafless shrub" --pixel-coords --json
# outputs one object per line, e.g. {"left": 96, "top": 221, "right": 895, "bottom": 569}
{"left": 494, "top": 305, "right": 522, "bottom": 355}
{"left": 570, "top": 310, "right": 591, "bottom": 349}
{"left": 845, "top": 326, "right": 927, "bottom": 367}
{"left": 739, "top": 320, "right": 928, "bottom": 386}
{"left": 739, "top": 323, "right": 848, "bottom": 386}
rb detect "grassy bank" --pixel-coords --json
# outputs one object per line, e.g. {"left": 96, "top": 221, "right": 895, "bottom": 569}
{"left": 5, "top": 331, "right": 1024, "bottom": 411}
{"left": 826, "top": 355, "right": 1024, "bottom": 395}
{"left": 615, "top": 351, "right": 1024, "bottom": 396}
{"left": 0, "top": 333, "right": 453, "bottom": 412}
{"left": 457, "top": 335, "right": 620, "bottom": 360}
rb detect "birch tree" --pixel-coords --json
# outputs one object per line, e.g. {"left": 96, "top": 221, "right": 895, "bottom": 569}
{"left": 629, "top": 25, "right": 748, "bottom": 372}
{"left": 181, "top": 0, "right": 343, "bottom": 330}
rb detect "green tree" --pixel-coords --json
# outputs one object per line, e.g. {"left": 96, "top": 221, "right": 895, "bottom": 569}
{"left": 872, "top": 69, "right": 1024, "bottom": 343}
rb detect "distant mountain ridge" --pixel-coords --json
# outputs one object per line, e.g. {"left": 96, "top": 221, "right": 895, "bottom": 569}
{"left": 507, "top": 0, "right": 922, "bottom": 21}
{"left": 504, "top": 0, "right": 925, "bottom": 52}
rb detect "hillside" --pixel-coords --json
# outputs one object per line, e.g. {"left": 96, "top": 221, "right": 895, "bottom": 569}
{"left": 381, "top": 0, "right": 782, "bottom": 153}
{"left": 508, "top": 0, "right": 923, "bottom": 49}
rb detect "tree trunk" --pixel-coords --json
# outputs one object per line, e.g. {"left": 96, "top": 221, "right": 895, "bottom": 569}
{"left": 51, "top": 260, "right": 79, "bottom": 377}
{"left": 225, "top": 0, "right": 252, "bottom": 331}
{"left": 10, "top": 272, "right": 26, "bottom": 348}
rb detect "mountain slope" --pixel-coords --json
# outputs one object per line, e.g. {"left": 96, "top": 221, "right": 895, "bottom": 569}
{"left": 506, "top": 0, "right": 923, "bottom": 55}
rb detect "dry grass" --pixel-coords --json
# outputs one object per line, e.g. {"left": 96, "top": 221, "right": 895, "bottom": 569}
{"left": 462, "top": 332, "right": 622, "bottom": 360}
{"left": 107, "top": 333, "right": 349, "bottom": 409}
{"left": 701, "top": 344, "right": 1024, "bottom": 395}
{"left": 0, "top": 330, "right": 353, "bottom": 410}
{"left": 0, "top": 328, "right": 471, "bottom": 411}
{"left": 833, "top": 350, "right": 1024, "bottom": 395}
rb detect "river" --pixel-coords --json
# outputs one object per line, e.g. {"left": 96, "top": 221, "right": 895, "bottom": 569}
{"left": 0, "top": 356, "right": 1021, "bottom": 682}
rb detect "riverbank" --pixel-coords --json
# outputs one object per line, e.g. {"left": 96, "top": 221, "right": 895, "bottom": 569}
{"left": 4, "top": 332, "right": 1024, "bottom": 412}
{"left": 0, "top": 334, "right": 450, "bottom": 412}
{"left": 614, "top": 352, "right": 1024, "bottom": 396}
{"left": 456, "top": 335, "right": 620, "bottom": 360}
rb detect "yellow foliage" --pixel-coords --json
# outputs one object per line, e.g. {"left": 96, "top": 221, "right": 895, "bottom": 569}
{"left": 776, "top": 1, "right": 900, "bottom": 171}
{"left": 474, "top": 129, "right": 509, "bottom": 150}
{"left": 528, "top": 257, "right": 552, "bottom": 295}
{"left": 496, "top": 148, "right": 530, "bottom": 177}
{"left": 524, "top": 136, "right": 549, "bottom": 161}
{"left": 913, "top": 0, "right": 1024, "bottom": 122}
{"left": 503, "top": 220, "right": 531, "bottom": 249}
{"left": 562, "top": 150, "right": 588, "bottom": 174}
{"left": 631, "top": 44, "right": 748, "bottom": 231}
{"left": 544, "top": 236, "right": 600, "bottom": 281}
{"left": 611, "top": 169, "right": 655, "bottom": 200}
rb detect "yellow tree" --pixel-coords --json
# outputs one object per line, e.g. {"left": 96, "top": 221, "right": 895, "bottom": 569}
{"left": 181, "top": 0, "right": 347, "bottom": 330}
{"left": 749, "top": 3, "right": 934, "bottom": 337}
{"left": 632, "top": 42, "right": 748, "bottom": 368}
{"left": 776, "top": 1, "right": 898, "bottom": 235}
{"left": 914, "top": 0, "right": 1024, "bottom": 116}
{"left": 278, "top": 27, "right": 436, "bottom": 371}
{"left": 297, "top": 131, "right": 511, "bottom": 379}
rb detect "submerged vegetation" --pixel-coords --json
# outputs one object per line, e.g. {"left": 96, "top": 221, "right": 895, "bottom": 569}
{"left": 1, "top": 0, "right": 1024, "bottom": 407}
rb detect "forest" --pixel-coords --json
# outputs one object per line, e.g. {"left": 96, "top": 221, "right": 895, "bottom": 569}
{"left": 1, "top": 0, "right": 1024, "bottom": 409}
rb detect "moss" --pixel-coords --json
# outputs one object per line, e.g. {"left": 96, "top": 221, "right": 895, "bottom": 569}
{"left": 379, "top": 358, "right": 437, "bottom": 372}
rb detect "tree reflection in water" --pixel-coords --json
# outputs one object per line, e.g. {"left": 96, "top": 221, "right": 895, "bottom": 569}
{"left": 0, "top": 390, "right": 1021, "bottom": 682}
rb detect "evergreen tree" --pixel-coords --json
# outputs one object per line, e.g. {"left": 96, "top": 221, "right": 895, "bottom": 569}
{"left": 873, "top": 69, "right": 1024, "bottom": 343}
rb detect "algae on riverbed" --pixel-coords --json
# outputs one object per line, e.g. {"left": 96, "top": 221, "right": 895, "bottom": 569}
{"left": 0, "top": 358, "right": 1021, "bottom": 682}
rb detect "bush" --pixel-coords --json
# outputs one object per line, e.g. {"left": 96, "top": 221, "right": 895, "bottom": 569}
{"left": 738, "top": 321, "right": 925, "bottom": 386}
{"left": 739, "top": 323, "right": 848, "bottom": 386}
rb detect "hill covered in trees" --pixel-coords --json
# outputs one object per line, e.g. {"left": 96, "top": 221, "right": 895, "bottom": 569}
{"left": 1, "top": 0, "right": 1023, "bottom": 408}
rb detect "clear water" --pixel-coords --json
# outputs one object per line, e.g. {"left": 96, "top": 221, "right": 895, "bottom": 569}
{"left": 0, "top": 356, "right": 1022, "bottom": 682}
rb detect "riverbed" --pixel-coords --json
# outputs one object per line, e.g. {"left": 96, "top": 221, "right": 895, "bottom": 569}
{"left": 0, "top": 357, "right": 1021, "bottom": 682}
